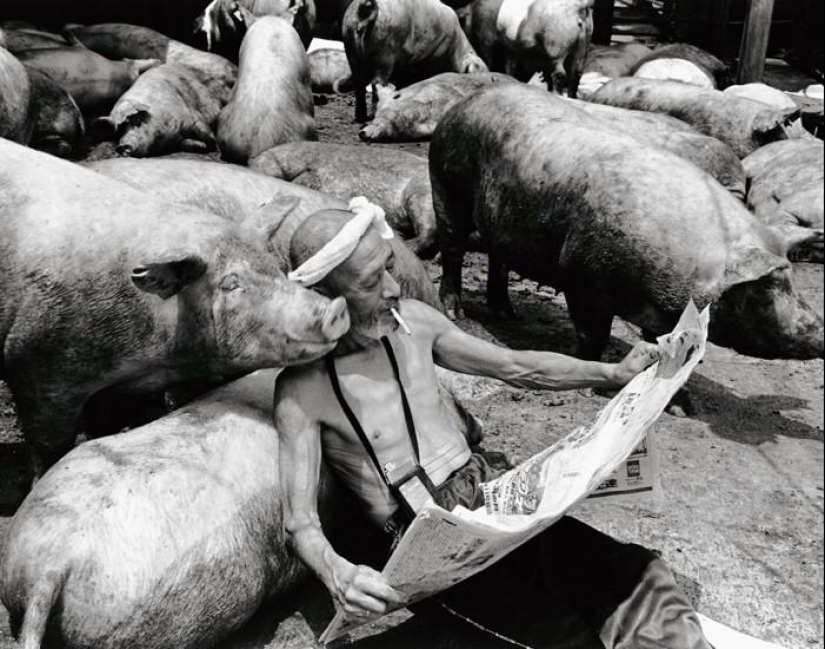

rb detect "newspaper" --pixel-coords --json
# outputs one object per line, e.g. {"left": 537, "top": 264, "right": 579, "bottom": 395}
{"left": 320, "top": 302, "right": 709, "bottom": 644}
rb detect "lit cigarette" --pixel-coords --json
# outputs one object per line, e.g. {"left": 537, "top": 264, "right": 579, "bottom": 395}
{"left": 391, "top": 308, "right": 412, "bottom": 335}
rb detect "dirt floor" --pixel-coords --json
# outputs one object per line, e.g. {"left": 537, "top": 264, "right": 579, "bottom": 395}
{"left": 0, "top": 91, "right": 822, "bottom": 649}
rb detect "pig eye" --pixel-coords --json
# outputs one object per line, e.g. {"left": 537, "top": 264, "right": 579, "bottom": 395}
{"left": 220, "top": 273, "right": 242, "bottom": 292}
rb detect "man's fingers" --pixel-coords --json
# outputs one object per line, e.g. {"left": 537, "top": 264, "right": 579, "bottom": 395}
{"left": 353, "top": 568, "right": 405, "bottom": 604}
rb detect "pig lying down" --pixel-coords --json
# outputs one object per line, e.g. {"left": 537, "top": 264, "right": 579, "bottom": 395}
{"left": 250, "top": 141, "right": 438, "bottom": 257}
{"left": 218, "top": 15, "right": 317, "bottom": 164}
{"left": 743, "top": 139, "right": 824, "bottom": 261}
{"left": 84, "top": 156, "right": 442, "bottom": 308}
{"left": 431, "top": 85, "right": 823, "bottom": 361}
{"left": 0, "top": 140, "right": 350, "bottom": 474}
{"left": 589, "top": 77, "right": 798, "bottom": 158}
{"left": 340, "top": 0, "right": 487, "bottom": 121}
{"left": 358, "top": 71, "right": 518, "bottom": 141}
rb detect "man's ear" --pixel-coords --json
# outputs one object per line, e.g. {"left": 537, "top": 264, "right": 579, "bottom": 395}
{"left": 132, "top": 256, "right": 209, "bottom": 299}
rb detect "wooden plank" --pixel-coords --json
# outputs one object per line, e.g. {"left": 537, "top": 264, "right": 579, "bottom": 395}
{"left": 738, "top": 0, "right": 777, "bottom": 83}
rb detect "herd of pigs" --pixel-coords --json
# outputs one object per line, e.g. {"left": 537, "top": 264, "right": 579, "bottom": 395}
{"left": 0, "top": 0, "right": 824, "bottom": 647}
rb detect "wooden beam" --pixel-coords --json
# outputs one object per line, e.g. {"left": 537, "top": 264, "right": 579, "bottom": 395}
{"left": 737, "top": 0, "right": 776, "bottom": 83}
{"left": 592, "top": 0, "right": 615, "bottom": 45}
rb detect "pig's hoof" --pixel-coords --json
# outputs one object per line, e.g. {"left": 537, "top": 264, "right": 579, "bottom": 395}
{"left": 666, "top": 390, "right": 695, "bottom": 418}
{"left": 443, "top": 298, "right": 464, "bottom": 321}
{"left": 667, "top": 404, "right": 688, "bottom": 418}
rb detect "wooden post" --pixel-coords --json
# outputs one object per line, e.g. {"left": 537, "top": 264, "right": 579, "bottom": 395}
{"left": 592, "top": 0, "right": 615, "bottom": 45}
{"left": 737, "top": 0, "right": 776, "bottom": 83}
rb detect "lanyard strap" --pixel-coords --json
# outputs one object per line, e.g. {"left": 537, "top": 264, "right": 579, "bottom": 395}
{"left": 325, "top": 337, "right": 420, "bottom": 487}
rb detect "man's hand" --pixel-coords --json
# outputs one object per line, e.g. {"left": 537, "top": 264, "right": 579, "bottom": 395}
{"left": 331, "top": 558, "right": 405, "bottom": 621}
{"left": 612, "top": 341, "right": 661, "bottom": 387}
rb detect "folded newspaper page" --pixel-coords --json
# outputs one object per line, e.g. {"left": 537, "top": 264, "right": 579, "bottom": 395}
{"left": 321, "top": 302, "right": 709, "bottom": 644}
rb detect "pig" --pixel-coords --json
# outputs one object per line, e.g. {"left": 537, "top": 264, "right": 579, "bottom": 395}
{"left": 358, "top": 70, "right": 518, "bottom": 142}
{"left": 0, "top": 27, "right": 72, "bottom": 53}
{"left": 589, "top": 77, "right": 799, "bottom": 158}
{"left": 723, "top": 83, "right": 797, "bottom": 110}
{"left": 0, "top": 360, "right": 482, "bottom": 649}
{"left": 218, "top": 15, "right": 317, "bottom": 165}
{"left": 583, "top": 41, "right": 652, "bottom": 78}
{"left": 92, "top": 63, "right": 222, "bottom": 156}
{"left": 0, "top": 370, "right": 338, "bottom": 649}
{"left": 194, "top": 0, "right": 316, "bottom": 58}
{"left": 23, "top": 66, "right": 85, "bottom": 158}
{"left": 0, "top": 139, "right": 351, "bottom": 473}
{"left": 577, "top": 41, "right": 652, "bottom": 98}
{"left": 340, "top": 0, "right": 488, "bottom": 122}
{"left": 307, "top": 41, "right": 351, "bottom": 93}
{"left": 0, "top": 45, "right": 32, "bottom": 143}
{"left": 465, "top": 0, "right": 594, "bottom": 96}
{"left": 84, "top": 156, "right": 442, "bottom": 307}
{"left": 249, "top": 141, "right": 438, "bottom": 256}
{"left": 743, "top": 139, "right": 824, "bottom": 261}
{"left": 630, "top": 43, "right": 729, "bottom": 89}
{"left": 67, "top": 23, "right": 238, "bottom": 105}
{"left": 15, "top": 47, "right": 160, "bottom": 113}
{"left": 431, "top": 84, "right": 823, "bottom": 361}
{"left": 564, "top": 98, "right": 747, "bottom": 198}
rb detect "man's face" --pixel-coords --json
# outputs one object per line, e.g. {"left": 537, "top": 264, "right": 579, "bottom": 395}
{"left": 324, "top": 228, "right": 401, "bottom": 340}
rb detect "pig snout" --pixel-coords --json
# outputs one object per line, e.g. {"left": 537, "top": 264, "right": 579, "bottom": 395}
{"left": 320, "top": 296, "right": 350, "bottom": 342}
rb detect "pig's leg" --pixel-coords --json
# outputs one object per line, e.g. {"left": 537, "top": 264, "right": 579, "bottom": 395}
{"left": 402, "top": 174, "right": 438, "bottom": 259}
{"left": 565, "top": 290, "right": 614, "bottom": 360}
{"left": 433, "top": 176, "right": 473, "bottom": 320}
{"left": 370, "top": 61, "right": 395, "bottom": 121}
{"left": 486, "top": 252, "right": 517, "bottom": 319}
{"left": 345, "top": 43, "right": 371, "bottom": 122}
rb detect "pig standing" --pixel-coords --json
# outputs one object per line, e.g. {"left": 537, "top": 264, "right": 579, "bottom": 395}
{"left": 307, "top": 40, "right": 351, "bottom": 93}
{"left": 340, "top": 0, "right": 487, "bottom": 122}
{"left": 250, "top": 141, "right": 438, "bottom": 256}
{"left": 15, "top": 47, "right": 160, "bottom": 113}
{"left": 93, "top": 63, "right": 223, "bottom": 156}
{"left": 431, "top": 84, "right": 823, "bottom": 361}
{"left": 0, "top": 370, "right": 339, "bottom": 649}
{"left": 218, "top": 16, "right": 317, "bottom": 164}
{"left": 358, "top": 70, "right": 518, "bottom": 141}
{"left": 589, "top": 77, "right": 799, "bottom": 158}
{"left": 84, "top": 156, "right": 442, "bottom": 307}
{"left": 67, "top": 23, "right": 238, "bottom": 106}
{"left": 0, "top": 45, "right": 32, "bottom": 143}
{"left": 564, "top": 98, "right": 747, "bottom": 198}
{"left": 194, "top": 0, "right": 316, "bottom": 57}
{"left": 743, "top": 139, "right": 824, "bottom": 261}
{"left": 0, "top": 139, "right": 351, "bottom": 473}
{"left": 465, "top": 0, "right": 594, "bottom": 96}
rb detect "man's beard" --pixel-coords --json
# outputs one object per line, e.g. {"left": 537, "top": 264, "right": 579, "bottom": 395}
{"left": 349, "top": 309, "right": 398, "bottom": 341}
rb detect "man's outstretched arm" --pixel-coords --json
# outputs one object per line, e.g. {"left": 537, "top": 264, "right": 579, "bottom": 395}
{"left": 404, "top": 301, "right": 659, "bottom": 390}
{"left": 274, "top": 371, "right": 403, "bottom": 621}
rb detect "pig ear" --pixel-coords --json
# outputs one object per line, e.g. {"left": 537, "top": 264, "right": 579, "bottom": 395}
{"left": 288, "top": 0, "right": 307, "bottom": 16}
{"left": 128, "top": 58, "right": 163, "bottom": 75}
{"left": 132, "top": 256, "right": 209, "bottom": 299}
{"left": 768, "top": 223, "right": 824, "bottom": 256}
{"left": 753, "top": 105, "right": 800, "bottom": 133}
{"left": 721, "top": 247, "right": 790, "bottom": 291}
{"left": 249, "top": 196, "right": 303, "bottom": 246}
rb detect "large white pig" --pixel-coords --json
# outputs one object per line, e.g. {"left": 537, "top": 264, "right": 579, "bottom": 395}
{"left": 431, "top": 84, "right": 823, "bottom": 361}
{"left": 0, "top": 140, "right": 350, "bottom": 474}
{"left": 218, "top": 15, "right": 317, "bottom": 164}
{"left": 340, "top": 0, "right": 487, "bottom": 122}
{"left": 465, "top": 0, "right": 594, "bottom": 96}
{"left": 0, "top": 45, "right": 32, "bottom": 143}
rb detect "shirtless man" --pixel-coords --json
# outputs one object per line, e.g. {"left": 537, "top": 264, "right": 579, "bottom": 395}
{"left": 276, "top": 203, "right": 712, "bottom": 648}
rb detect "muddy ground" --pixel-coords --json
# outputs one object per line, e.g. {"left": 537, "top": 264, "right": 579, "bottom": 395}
{"left": 0, "top": 91, "right": 822, "bottom": 649}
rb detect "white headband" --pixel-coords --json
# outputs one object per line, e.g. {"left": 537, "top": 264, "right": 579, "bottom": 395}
{"left": 287, "top": 197, "right": 394, "bottom": 287}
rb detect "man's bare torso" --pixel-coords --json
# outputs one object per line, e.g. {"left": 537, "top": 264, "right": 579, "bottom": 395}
{"left": 299, "top": 317, "right": 472, "bottom": 526}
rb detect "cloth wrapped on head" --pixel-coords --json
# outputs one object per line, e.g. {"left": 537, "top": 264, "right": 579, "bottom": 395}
{"left": 287, "top": 197, "right": 394, "bottom": 288}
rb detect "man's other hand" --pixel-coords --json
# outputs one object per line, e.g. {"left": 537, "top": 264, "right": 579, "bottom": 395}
{"left": 332, "top": 559, "right": 405, "bottom": 621}
{"left": 612, "top": 341, "right": 660, "bottom": 387}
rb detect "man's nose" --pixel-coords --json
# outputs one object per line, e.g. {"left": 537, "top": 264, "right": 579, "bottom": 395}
{"left": 383, "top": 271, "right": 401, "bottom": 300}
